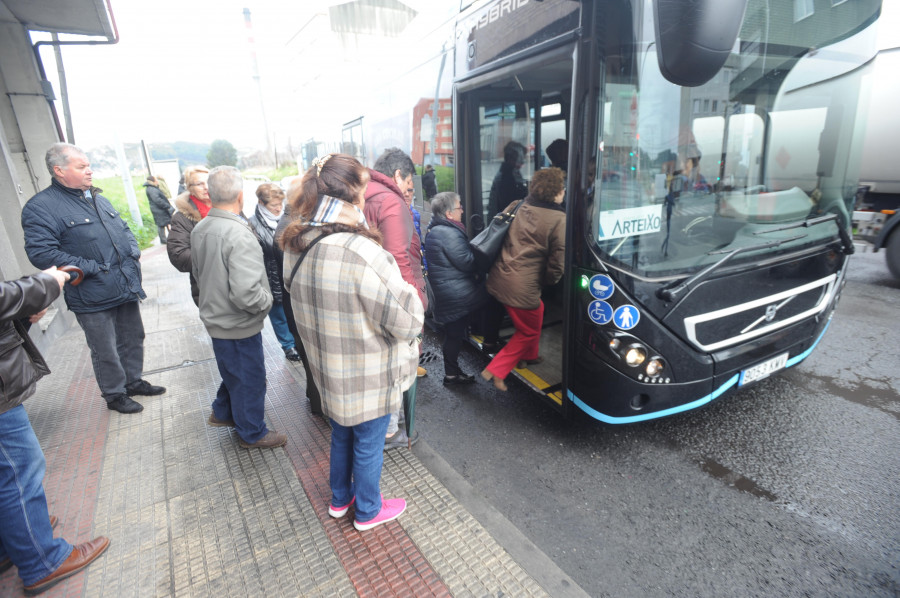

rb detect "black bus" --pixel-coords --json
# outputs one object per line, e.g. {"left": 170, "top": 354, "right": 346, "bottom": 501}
{"left": 340, "top": 0, "right": 881, "bottom": 423}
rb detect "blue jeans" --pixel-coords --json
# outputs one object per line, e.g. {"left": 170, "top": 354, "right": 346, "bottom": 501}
{"left": 267, "top": 302, "right": 295, "bottom": 351}
{"left": 74, "top": 301, "right": 145, "bottom": 402}
{"left": 329, "top": 414, "right": 390, "bottom": 522}
{"left": 0, "top": 406, "right": 72, "bottom": 585}
{"left": 211, "top": 334, "right": 269, "bottom": 444}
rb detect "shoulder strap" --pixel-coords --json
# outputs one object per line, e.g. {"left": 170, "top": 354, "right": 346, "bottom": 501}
{"left": 287, "top": 232, "right": 332, "bottom": 289}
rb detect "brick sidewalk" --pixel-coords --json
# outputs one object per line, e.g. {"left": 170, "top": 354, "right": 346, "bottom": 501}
{"left": 0, "top": 244, "right": 570, "bottom": 597}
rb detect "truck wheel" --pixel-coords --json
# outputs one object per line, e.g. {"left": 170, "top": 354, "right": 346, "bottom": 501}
{"left": 886, "top": 230, "right": 900, "bottom": 280}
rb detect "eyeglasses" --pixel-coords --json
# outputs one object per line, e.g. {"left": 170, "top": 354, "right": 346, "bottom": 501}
{"left": 190, "top": 182, "right": 208, "bottom": 188}
{"left": 451, "top": 205, "right": 463, "bottom": 212}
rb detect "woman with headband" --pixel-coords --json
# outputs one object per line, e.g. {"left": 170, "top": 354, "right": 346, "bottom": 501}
{"left": 280, "top": 154, "right": 424, "bottom": 530}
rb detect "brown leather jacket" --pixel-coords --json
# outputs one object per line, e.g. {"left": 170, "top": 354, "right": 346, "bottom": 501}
{"left": 486, "top": 197, "right": 566, "bottom": 310}
{"left": 0, "top": 273, "right": 58, "bottom": 415}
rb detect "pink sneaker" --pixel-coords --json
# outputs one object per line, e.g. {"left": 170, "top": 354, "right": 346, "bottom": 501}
{"left": 328, "top": 496, "right": 355, "bottom": 518}
{"left": 353, "top": 497, "right": 407, "bottom": 531}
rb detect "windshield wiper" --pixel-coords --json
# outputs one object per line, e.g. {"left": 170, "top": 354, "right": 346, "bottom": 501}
{"left": 656, "top": 234, "right": 807, "bottom": 303}
{"left": 753, "top": 213, "right": 855, "bottom": 254}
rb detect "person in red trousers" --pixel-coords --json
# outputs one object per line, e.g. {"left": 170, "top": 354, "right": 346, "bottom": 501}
{"left": 482, "top": 168, "right": 566, "bottom": 390}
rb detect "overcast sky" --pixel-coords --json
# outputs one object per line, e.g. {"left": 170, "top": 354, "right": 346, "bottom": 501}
{"left": 37, "top": 0, "right": 316, "bottom": 151}
{"left": 35, "top": 0, "right": 899, "bottom": 155}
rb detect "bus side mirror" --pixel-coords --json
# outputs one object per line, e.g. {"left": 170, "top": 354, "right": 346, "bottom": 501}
{"left": 653, "top": 0, "right": 748, "bottom": 87}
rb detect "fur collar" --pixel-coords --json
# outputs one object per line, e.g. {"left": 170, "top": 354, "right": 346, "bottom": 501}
{"left": 174, "top": 191, "right": 202, "bottom": 223}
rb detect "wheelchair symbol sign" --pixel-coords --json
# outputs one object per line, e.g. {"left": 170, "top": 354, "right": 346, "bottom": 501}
{"left": 613, "top": 305, "right": 640, "bottom": 330}
{"left": 588, "top": 274, "right": 615, "bottom": 300}
{"left": 588, "top": 300, "right": 614, "bottom": 325}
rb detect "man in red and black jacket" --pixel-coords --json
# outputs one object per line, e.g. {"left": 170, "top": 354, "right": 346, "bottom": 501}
{"left": 364, "top": 148, "right": 427, "bottom": 449}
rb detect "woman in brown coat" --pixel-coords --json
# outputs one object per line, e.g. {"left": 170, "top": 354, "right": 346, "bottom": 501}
{"left": 482, "top": 167, "right": 566, "bottom": 390}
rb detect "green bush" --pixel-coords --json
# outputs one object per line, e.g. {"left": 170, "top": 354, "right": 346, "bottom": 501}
{"left": 258, "top": 164, "right": 300, "bottom": 182}
{"left": 94, "top": 176, "right": 158, "bottom": 250}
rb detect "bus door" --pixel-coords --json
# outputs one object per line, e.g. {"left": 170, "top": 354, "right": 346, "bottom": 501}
{"left": 459, "top": 86, "right": 571, "bottom": 410}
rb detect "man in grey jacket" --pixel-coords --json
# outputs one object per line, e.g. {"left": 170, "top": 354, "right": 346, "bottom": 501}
{"left": 191, "top": 166, "right": 285, "bottom": 449}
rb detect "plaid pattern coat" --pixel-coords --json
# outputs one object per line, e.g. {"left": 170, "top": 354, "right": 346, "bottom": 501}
{"left": 285, "top": 231, "right": 424, "bottom": 427}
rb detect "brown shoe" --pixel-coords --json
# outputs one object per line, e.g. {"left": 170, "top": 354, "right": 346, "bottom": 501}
{"left": 23, "top": 536, "right": 110, "bottom": 595}
{"left": 239, "top": 431, "right": 287, "bottom": 449}
{"left": 207, "top": 412, "right": 235, "bottom": 427}
{"left": 480, "top": 369, "right": 507, "bottom": 391}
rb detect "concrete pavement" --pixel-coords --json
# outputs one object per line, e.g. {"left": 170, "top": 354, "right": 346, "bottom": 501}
{"left": 0, "top": 242, "right": 588, "bottom": 597}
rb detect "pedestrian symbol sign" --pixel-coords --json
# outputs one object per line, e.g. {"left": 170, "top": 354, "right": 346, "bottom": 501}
{"left": 613, "top": 305, "right": 640, "bottom": 330}
{"left": 588, "top": 300, "right": 614, "bottom": 325}
{"left": 588, "top": 274, "right": 615, "bottom": 300}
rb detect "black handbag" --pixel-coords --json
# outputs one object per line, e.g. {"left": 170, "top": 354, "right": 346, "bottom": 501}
{"left": 469, "top": 200, "right": 523, "bottom": 269}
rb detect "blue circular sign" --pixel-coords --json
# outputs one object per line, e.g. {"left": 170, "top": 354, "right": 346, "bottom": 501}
{"left": 613, "top": 304, "right": 640, "bottom": 330}
{"left": 588, "top": 300, "right": 614, "bottom": 325}
{"left": 588, "top": 274, "right": 615, "bottom": 300}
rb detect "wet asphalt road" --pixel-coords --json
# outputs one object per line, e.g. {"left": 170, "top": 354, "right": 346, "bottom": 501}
{"left": 413, "top": 250, "right": 900, "bottom": 597}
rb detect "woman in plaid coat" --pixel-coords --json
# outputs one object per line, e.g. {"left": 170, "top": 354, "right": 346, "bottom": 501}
{"left": 281, "top": 154, "right": 424, "bottom": 531}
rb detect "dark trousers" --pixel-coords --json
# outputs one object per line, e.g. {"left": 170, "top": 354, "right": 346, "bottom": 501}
{"left": 282, "top": 293, "right": 322, "bottom": 415}
{"left": 211, "top": 334, "right": 269, "bottom": 444}
{"left": 441, "top": 313, "right": 471, "bottom": 376}
{"left": 74, "top": 301, "right": 145, "bottom": 402}
{"left": 479, "top": 296, "right": 506, "bottom": 345}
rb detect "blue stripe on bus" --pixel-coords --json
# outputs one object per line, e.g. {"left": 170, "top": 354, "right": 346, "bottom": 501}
{"left": 786, "top": 318, "right": 831, "bottom": 368}
{"left": 570, "top": 318, "right": 832, "bottom": 424}
{"left": 569, "top": 375, "right": 739, "bottom": 424}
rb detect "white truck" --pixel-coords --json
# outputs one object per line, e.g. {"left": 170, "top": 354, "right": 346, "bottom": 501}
{"left": 854, "top": 45, "right": 900, "bottom": 278}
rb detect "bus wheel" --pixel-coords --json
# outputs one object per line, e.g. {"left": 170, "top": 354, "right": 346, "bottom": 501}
{"left": 886, "top": 230, "right": 900, "bottom": 280}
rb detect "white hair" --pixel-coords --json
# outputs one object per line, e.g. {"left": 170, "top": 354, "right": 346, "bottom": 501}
{"left": 45, "top": 142, "right": 85, "bottom": 176}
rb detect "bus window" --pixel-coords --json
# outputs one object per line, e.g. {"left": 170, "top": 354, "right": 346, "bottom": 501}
{"left": 469, "top": 93, "right": 540, "bottom": 226}
{"left": 484, "top": 100, "right": 535, "bottom": 218}
{"left": 590, "top": 0, "right": 876, "bottom": 278}
{"left": 723, "top": 112, "right": 764, "bottom": 191}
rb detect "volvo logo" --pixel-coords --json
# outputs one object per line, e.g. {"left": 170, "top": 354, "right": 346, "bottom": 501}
{"left": 741, "top": 296, "right": 796, "bottom": 334}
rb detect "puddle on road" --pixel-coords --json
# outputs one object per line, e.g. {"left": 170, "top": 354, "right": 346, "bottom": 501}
{"left": 811, "top": 374, "right": 900, "bottom": 422}
{"left": 698, "top": 458, "right": 778, "bottom": 502}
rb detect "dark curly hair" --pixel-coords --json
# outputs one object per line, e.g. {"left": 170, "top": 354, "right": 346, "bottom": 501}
{"left": 529, "top": 167, "right": 566, "bottom": 203}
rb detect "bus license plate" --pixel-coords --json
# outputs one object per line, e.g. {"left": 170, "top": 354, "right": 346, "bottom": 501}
{"left": 739, "top": 352, "right": 788, "bottom": 386}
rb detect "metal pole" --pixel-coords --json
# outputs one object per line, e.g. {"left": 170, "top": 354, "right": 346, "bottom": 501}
{"left": 243, "top": 8, "right": 272, "bottom": 161}
{"left": 429, "top": 42, "right": 447, "bottom": 168}
{"left": 141, "top": 140, "right": 154, "bottom": 176}
{"left": 51, "top": 33, "right": 76, "bottom": 144}
{"left": 114, "top": 131, "right": 143, "bottom": 226}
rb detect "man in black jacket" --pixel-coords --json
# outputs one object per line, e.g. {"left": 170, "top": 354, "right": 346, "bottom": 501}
{"left": 0, "top": 268, "right": 110, "bottom": 594}
{"left": 21, "top": 143, "right": 165, "bottom": 414}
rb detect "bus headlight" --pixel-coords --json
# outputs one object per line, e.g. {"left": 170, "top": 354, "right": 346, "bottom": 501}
{"left": 624, "top": 345, "right": 647, "bottom": 367}
{"left": 645, "top": 357, "right": 665, "bottom": 377}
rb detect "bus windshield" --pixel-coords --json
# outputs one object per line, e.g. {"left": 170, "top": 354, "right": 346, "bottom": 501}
{"left": 590, "top": 0, "right": 880, "bottom": 279}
